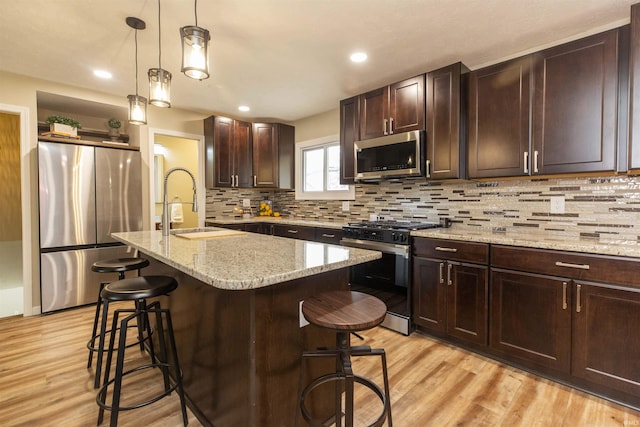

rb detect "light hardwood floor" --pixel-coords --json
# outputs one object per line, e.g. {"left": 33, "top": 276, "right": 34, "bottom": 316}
{"left": 0, "top": 304, "right": 638, "bottom": 426}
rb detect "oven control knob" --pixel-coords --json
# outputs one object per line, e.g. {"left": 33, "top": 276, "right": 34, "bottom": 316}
{"left": 400, "top": 234, "right": 408, "bottom": 243}
{"left": 392, "top": 232, "right": 399, "bottom": 242}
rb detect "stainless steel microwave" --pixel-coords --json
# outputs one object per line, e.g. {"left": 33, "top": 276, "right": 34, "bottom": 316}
{"left": 354, "top": 130, "right": 426, "bottom": 181}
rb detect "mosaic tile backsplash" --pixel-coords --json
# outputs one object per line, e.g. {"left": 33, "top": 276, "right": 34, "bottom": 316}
{"left": 206, "top": 175, "right": 640, "bottom": 242}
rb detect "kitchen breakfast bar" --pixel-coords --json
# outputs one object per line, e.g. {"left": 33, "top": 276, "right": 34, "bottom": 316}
{"left": 111, "top": 228, "right": 381, "bottom": 426}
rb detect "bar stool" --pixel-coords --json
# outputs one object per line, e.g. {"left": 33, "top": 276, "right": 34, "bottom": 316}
{"left": 96, "top": 275, "right": 187, "bottom": 427}
{"left": 88, "top": 257, "right": 150, "bottom": 389}
{"left": 298, "top": 290, "right": 392, "bottom": 427}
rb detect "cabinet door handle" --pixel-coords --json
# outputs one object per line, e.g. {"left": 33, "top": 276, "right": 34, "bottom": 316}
{"left": 383, "top": 119, "right": 388, "bottom": 135}
{"left": 253, "top": 175, "right": 257, "bottom": 186}
{"left": 533, "top": 150, "right": 539, "bottom": 173}
{"left": 524, "top": 151, "right": 529, "bottom": 174}
{"left": 287, "top": 229, "right": 298, "bottom": 234}
{"left": 231, "top": 174, "right": 234, "bottom": 187}
{"left": 389, "top": 117, "right": 394, "bottom": 134}
{"left": 426, "top": 159, "right": 431, "bottom": 178}
{"left": 321, "top": 233, "right": 335, "bottom": 238}
{"left": 447, "top": 263, "right": 453, "bottom": 286}
{"left": 576, "top": 284, "right": 582, "bottom": 313}
{"left": 555, "top": 261, "right": 590, "bottom": 270}
{"left": 236, "top": 175, "right": 239, "bottom": 187}
{"left": 562, "top": 281, "right": 568, "bottom": 310}
{"left": 439, "top": 262, "right": 444, "bottom": 284}
{"left": 435, "top": 246, "right": 457, "bottom": 253}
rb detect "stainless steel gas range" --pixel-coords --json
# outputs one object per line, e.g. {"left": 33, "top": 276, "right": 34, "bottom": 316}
{"left": 340, "top": 219, "right": 448, "bottom": 335}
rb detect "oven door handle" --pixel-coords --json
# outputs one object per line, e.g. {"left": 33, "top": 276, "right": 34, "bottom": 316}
{"left": 340, "top": 238, "right": 410, "bottom": 258}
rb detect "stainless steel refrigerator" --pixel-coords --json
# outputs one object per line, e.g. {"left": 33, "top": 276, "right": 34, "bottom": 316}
{"left": 38, "top": 141, "right": 143, "bottom": 312}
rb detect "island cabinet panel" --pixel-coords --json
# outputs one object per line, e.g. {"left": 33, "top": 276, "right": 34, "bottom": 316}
{"left": 426, "top": 62, "right": 469, "bottom": 180}
{"left": 413, "top": 237, "right": 488, "bottom": 347}
{"left": 490, "top": 268, "right": 572, "bottom": 373}
{"left": 339, "top": 96, "right": 359, "bottom": 185}
{"left": 531, "top": 28, "right": 622, "bottom": 174}
{"left": 144, "top": 256, "right": 347, "bottom": 426}
{"left": 571, "top": 281, "right": 640, "bottom": 397}
{"left": 359, "top": 75, "right": 425, "bottom": 140}
{"left": 252, "top": 123, "right": 295, "bottom": 189}
{"left": 467, "top": 56, "right": 532, "bottom": 178}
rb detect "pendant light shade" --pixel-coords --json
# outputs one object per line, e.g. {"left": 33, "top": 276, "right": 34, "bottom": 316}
{"left": 180, "top": 0, "right": 211, "bottom": 80}
{"left": 128, "top": 94, "right": 148, "bottom": 125}
{"left": 149, "top": 0, "right": 172, "bottom": 107}
{"left": 126, "top": 17, "right": 147, "bottom": 125}
{"left": 149, "top": 68, "right": 171, "bottom": 107}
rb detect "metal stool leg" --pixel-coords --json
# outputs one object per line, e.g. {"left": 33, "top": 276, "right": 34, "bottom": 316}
{"left": 87, "top": 282, "right": 106, "bottom": 369}
{"left": 163, "top": 307, "right": 188, "bottom": 426}
{"left": 94, "top": 299, "right": 111, "bottom": 389}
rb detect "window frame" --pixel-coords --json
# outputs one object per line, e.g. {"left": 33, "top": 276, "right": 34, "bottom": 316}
{"left": 295, "top": 135, "right": 355, "bottom": 201}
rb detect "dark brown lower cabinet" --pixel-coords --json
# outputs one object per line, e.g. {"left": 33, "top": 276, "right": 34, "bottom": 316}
{"left": 413, "top": 257, "right": 488, "bottom": 346}
{"left": 572, "top": 281, "right": 640, "bottom": 396}
{"left": 490, "top": 269, "right": 571, "bottom": 373}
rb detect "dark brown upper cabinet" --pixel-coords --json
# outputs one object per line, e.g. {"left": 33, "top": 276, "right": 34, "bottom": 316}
{"left": 426, "top": 62, "right": 469, "bottom": 180}
{"left": 204, "top": 116, "right": 253, "bottom": 189}
{"left": 359, "top": 75, "right": 425, "bottom": 140}
{"left": 468, "top": 56, "right": 532, "bottom": 178}
{"left": 629, "top": 3, "right": 640, "bottom": 170}
{"left": 252, "top": 123, "right": 295, "bottom": 189}
{"left": 339, "top": 96, "right": 359, "bottom": 185}
{"left": 532, "top": 28, "right": 622, "bottom": 175}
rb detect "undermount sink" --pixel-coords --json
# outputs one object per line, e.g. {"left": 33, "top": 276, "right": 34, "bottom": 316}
{"left": 171, "top": 227, "right": 246, "bottom": 240}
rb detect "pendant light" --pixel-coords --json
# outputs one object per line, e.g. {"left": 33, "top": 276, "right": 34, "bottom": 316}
{"left": 148, "top": 0, "right": 171, "bottom": 107}
{"left": 180, "top": 0, "right": 211, "bottom": 80}
{"left": 126, "top": 17, "right": 147, "bottom": 125}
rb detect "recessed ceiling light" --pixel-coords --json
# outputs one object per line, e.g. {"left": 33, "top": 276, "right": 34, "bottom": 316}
{"left": 94, "top": 70, "right": 112, "bottom": 79}
{"left": 350, "top": 52, "right": 367, "bottom": 63}
{"left": 238, "top": 105, "right": 250, "bottom": 112}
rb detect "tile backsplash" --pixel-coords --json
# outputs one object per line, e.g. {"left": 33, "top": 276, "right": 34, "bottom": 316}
{"left": 206, "top": 175, "right": 640, "bottom": 242}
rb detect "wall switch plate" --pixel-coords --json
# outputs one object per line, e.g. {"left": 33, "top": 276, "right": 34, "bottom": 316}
{"left": 550, "top": 196, "right": 565, "bottom": 214}
{"left": 299, "top": 300, "right": 309, "bottom": 328}
{"left": 342, "top": 201, "right": 350, "bottom": 212}
{"left": 242, "top": 199, "right": 251, "bottom": 207}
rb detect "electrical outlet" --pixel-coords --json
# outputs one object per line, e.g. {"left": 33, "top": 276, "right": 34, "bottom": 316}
{"left": 342, "top": 201, "right": 350, "bottom": 212}
{"left": 299, "top": 300, "right": 309, "bottom": 328}
{"left": 242, "top": 199, "right": 251, "bottom": 207}
{"left": 550, "top": 196, "right": 565, "bottom": 214}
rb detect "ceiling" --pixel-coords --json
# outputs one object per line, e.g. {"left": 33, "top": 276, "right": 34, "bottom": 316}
{"left": 0, "top": 0, "right": 635, "bottom": 122}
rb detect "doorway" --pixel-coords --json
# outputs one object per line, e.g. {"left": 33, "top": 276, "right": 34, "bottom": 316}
{"left": 148, "top": 129, "right": 204, "bottom": 230}
{"left": 0, "top": 112, "right": 23, "bottom": 317}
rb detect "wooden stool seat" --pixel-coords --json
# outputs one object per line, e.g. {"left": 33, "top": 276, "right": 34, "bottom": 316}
{"left": 298, "top": 291, "right": 392, "bottom": 427}
{"left": 302, "top": 291, "right": 387, "bottom": 331}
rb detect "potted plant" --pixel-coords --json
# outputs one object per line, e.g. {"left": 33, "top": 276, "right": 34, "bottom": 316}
{"left": 46, "top": 115, "right": 81, "bottom": 138}
{"left": 107, "top": 118, "right": 121, "bottom": 140}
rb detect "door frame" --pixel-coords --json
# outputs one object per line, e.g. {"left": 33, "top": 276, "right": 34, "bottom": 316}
{"left": 147, "top": 127, "right": 205, "bottom": 229}
{"left": 0, "top": 103, "right": 33, "bottom": 316}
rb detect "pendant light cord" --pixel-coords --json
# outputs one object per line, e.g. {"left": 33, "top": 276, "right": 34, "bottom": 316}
{"left": 158, "top": 0, "right": 162, "bottom": 68}
{"left": 134, "top": 27, "right": 139, "bottom": 95}
{"left": 194, "top": 0, "right": 198, "bottom": 26}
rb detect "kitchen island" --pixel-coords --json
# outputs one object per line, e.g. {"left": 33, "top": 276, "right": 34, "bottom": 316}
{"left": 111, "top": 228, "right": 381, "bottom": 427}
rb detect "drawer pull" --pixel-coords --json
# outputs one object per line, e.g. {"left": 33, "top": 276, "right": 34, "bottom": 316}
{"left": 562, "top": 281, "right": 568, "bottom": 310}
{"left": 287, "top": 229, "right": 299, "bottom": 234}
{"left": 435, "top": 246, "right": 458, "bottom": 253}
{"left": 555, "top": 261, "right": 590, "bottom": 270}
{"left": 576, "top": 284, "right": 582, "bottom": 313}
{"left": 321, "top": 233, "right": 335, "bottom": 238}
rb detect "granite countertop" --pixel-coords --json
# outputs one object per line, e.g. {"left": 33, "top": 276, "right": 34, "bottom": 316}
{"left": 205, "top": 217, "right": 345, "bottom": 229}
{"left": 412, "top": 227, "right": 640, "bottom": 258}
{"left": 111, "top": 228, "right": 380, "bottom": 290}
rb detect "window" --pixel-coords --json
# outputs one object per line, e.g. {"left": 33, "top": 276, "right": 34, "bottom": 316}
{"left": 295, "top": 135, "right": 355, "bottom": 200}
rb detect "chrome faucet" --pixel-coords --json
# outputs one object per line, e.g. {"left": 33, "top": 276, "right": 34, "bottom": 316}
{"left": 162, "top": 167, "right": 198, "bottom": 236}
